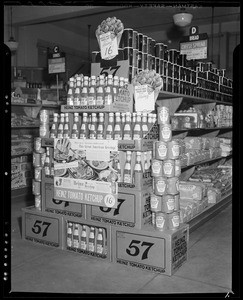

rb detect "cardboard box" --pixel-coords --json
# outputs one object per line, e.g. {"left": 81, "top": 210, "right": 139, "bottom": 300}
{"left": 22, "top": 206, "right": 64, "bottom": 249}
{"left": 62, "top": 215, "right": 112, "bottom": 262}
{"left": 111, "top": 224, "right": 189, "bottom": 276}
{"left": 86, "top": 189, "right": 152, "bottom": 229}
{"left": 42, "top": 180, "right": 86, "bottom": 219}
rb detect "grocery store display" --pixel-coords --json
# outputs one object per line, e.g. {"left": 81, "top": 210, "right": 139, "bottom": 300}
{"left": 20, "top": 15, "right": 233, "bottom": 277}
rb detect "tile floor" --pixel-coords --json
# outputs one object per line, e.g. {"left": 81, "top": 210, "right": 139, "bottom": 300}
{"left": 10, "top": 196, "right": 232, "bottom": 295}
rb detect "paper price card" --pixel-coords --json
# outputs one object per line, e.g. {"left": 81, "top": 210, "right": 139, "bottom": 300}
{"left": 100, "top": 32, "right": 118, "bottom": 60}
{"left": 134, "top": 85, "right": 155, "bottom": 112}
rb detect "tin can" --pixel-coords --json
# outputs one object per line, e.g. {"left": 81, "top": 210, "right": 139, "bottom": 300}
{"left": 167, "top": 211, "right": 180, "bottom": 230}
{"left": 159, "top": 124, "right": 172, "bottom": 142}
{"left": 174, "top": 193, "right": 180, "bottom": 211}
{"left": 39, "top": 122, "right": 50, "bottom": 138}
{"left": 160, "top": 59, "right": 164, "bottom": 76}
{"left": 155, "top": 141, "right": 168, "bottom": 160}
{"left": 33, "top": 152, "right": 41, "bottom": 167}
{"left": 153, "top": 176, "right": 167, "bottom": 196}
{"left": 162, "top": 159, "right": 175, "bottom": 177}
{"left": 174, "top": 159, "right": 181, "bottom": 177}
{"left": 138, "top": 33, "right": 143, "bottom": 52}
{"left": 151, "top": 159, "right": 163, "bottom": 177}
{"left": 158, "top": 106, "right": 170, "bottom": 124}
{"left": 34, "top": 137, "right": 45, "bottom": 153}
{"left": 35, "top": 195, "right": 42, "bottom": 210}
{"left": 40, "top": 110, "right": 49, "bottom": 123}
{"left": 166, "top": 177, "right": 179, "bottom": 195}
{"left": 32, "top": 179, "right": 41, "bottom": 195}
{"left": 162, "top": 194, "right": 175, "bottom": 213}
{"left": 121, "top": 28, "right": 134, "bottom": 48}
{"left": 91, "top": 51, "right": 101, "bottom": 63}
{"left": 167, "top": 140, "right": 180, "bottom": 159}
{"left": 155, "top": 212, "right": 167, "bottom": 231}
{"left": 132, "top": 30, "right": 138, "bottom": 49}
{"left": 150, "top": 194, "right": 162, "bottom": 212}
{"left": 142, "top": 35, "right": 148, "bottom": 53}
{"left": 34, "top": 167, "right": 42, "bottom": 182}
{"left": 124, "top": 47, "right": 133, "bottom": 66}
{"left": 155, "top": 43, "right": 165, "bottom": 59}
{"left": 168, "top": 49, "right": 178, "bottom": 64}
{"left": 141, "top": 53, "right": 148, "bottom": 70}
{"left": 137, "top": 51, "right": 142, "bottom": 69}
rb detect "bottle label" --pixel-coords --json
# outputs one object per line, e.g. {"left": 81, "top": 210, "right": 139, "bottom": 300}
{"left": 81, "top": 97, "right": 88, "bottom": 106}
{"left": 74, "top": 98, "right": 80, "bottom": 106}
{"left": 57, "top": 133, "right": 63, "bottom": 139}
{"left": 159, "top": 107, "right": 169, "bottom": 123}
{"left": 124, "top": 173, "right": 132, "bottom": 183}
{"left": 106, "top": 134, "right": 112, "bottom": 140}
{"left": 50, "top": 133, "right": 56, "bottom": 138}
{"left": 97, "top": 133, "right": 104, "bottom": 139}
{"left": 88, "top": 242, "right": 95, "bottom": 252}
{"left": 105, "top": 95, "right": 113, "bottom": 105}
{"left": 133, "top": 133, "right": 141, "bottom": 140}
{"left": 96, "top": 96, "right": 104, "bottom": 105}
{"left": 71, "top": 133, "right": 78, "bottom": 139}
{"left": 80, "top": 241, "right": 86, "bottom": 250}
{"left": 88, "top": 96, "right": 95, "bottom": 106}
{"left": 67, "top": 237, "right": 72, "bottom": 247}
{"left": 45, "top": 166, "right": 50, "bottom": 176}
{"left": 114, "top": 133, "right": 122, "bottom": 140}
{"left": 63, "top": 133, "right": 69, "bottom": 138}
{"left": 123, "top": 133, "right": 132, "bottom": 140}
{"left": 96, "top": 244, "right": 103, "bottom": 254}
{"left": 166, "top": 198, "right": 175, "bottom": 211}
{"left": 73, "top": 239, "right": 79, "bottom": 248}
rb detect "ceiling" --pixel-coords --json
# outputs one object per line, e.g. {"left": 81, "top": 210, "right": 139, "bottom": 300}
{"left": 8, "top": 5, "right": 240, "bottom": 40}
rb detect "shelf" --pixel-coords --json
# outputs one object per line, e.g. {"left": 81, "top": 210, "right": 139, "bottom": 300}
{"left": 157, "top": 91, "right": 232, "bottom": 105}
{"left": 11, "top": 153, "right": 32, "bottom": 158}
{"left": 11, "top": 102, "right": 59, "bottom": 108}
{"left": 11, "top": 125, "right": 39, "bottom": 129}
{"left": 188, "top": 188, "right": 232, "bottom": 233}
{"left": 173, "top": 127, "right": 232, "bottom": 132}
{"left": 182, "top": 154, "right": 232, "bottom": 169}
{"left": 11, "top": 186, "right": 32, "bottom": 199}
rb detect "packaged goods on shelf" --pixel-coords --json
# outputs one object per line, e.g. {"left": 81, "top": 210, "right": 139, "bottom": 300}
{"left": 11, "top": 162, "right": 32, "bottom": 174}
{"left": 11, "top": 171, "right": 32, "bottom": 189}
{"left": 11, "top": 137, "right": 33, "bottom": 156}
{"left": 11, "top": 155, "right": 32, "bottom": 163}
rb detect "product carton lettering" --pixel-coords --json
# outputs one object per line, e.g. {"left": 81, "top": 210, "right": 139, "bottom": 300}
{"left": 112, "top": 224, "right": 189, "bottom": 276}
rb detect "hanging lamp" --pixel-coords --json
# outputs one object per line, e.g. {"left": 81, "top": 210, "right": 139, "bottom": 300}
{"left": 5, "top": 6, "right": 19, "bottom": 52}
{"left": 173, "top": 8, "right": 193, "bottom": 27}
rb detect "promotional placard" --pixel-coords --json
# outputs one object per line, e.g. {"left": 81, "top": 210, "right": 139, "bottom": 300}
{"left": 134, "top": 85, "right": 155, "bottom": 112}
{"left": 91, "top": 59, "right": 129, "bottom": 79}
{"left": 53, "top": 138, "right": 119, "bottom": 208}
{"left": 100, "top": 32, "right": 118, "bottom": 60}
{"left": 180, "top": 26, "right": 208, "bottom": 60}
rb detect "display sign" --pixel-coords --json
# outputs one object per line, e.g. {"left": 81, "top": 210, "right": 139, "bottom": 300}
{"left": 134, "top": 85, "right": 155, "bottom": 112}
{"left": 24, "top": 212, "right": 60, "bottom": 247}
{"left": 48, "top": 49, "right": 66, "bottom": 74}
{"left": 180, "top": 26, "right": 208, "bottom": 60}
{"left": 91, "top": 59, "right": 129, "bottom": 78}
{"left": 53, "top": 138, "right": 119, "bottom": 208}
{"left": 99, "top": 32, "right": 118, "bottom": 60}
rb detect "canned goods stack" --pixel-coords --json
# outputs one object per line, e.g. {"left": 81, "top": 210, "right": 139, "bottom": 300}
{"left": 39, "top": 109, "right": 50, "bottom": 138}
{"left": 32, "top": 137, "right": 46, "bottom": 210}
{"left": 150, "top": 106, "right": 182, "bottom": 231}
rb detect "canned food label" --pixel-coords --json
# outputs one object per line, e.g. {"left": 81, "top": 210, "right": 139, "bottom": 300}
{"left": 152, "top": 161, "right": 162, "bottom": 174}
{"left": 163, "top": 162, "right": 173, "bottom": 176}
{"left": 171, "top": 216, "right": 180, "bottom": 227}
{"left": 171, "top": 144, "right": 180, "bottom": 157}
{"left": 167, "top": 199, "right": 175, "bottom": 211}
{"left": 40, "top": 126, "right": 48, "bottom": 137}
{"left": 151, "top": 196, "right": 159, "bottom": 209}
{"left": 156, "top": 216, "right": 165, "bottom": 229}
{"left": 161, "top": 126, "right": 171, "bottom": 140}
{"left": 158, "top": 144, "right": 167, "bottom": 158}
{"left": 156, "top": 180, "right": 166, "bottom": 193}
{"left": 34, "top": 138, "right": 42, "bottom": 151}
{"left": 159, "top": 107, "right": 169, "bottom": 123}
{"left": 35, "top": 195, "right": 41, "bottom": 210}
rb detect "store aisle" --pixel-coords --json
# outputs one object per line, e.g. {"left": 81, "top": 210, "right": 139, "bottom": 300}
{"left": 10, "top": 197, "right": 232, "bottom": 294}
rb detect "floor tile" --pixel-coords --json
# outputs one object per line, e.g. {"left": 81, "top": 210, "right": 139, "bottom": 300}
{"left": 136, "top": 273, "right": 231, "bottom": 294}
{"left": 11, "top": 248, "right": 157, "bottom": 293}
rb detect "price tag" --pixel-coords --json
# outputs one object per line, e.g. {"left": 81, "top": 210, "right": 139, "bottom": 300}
{"left": 100, "top": 32, "right": 118, "bottom": 60}
{"left": 134, "top": 85, "right": 155, "bottom": 112}
{"left": 25, "top": 213, "right": 60, "bottom": 245}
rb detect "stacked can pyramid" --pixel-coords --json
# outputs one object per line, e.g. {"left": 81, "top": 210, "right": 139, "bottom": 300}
{"left": 150, "top": 106, "right": 182, "bottom": 231}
